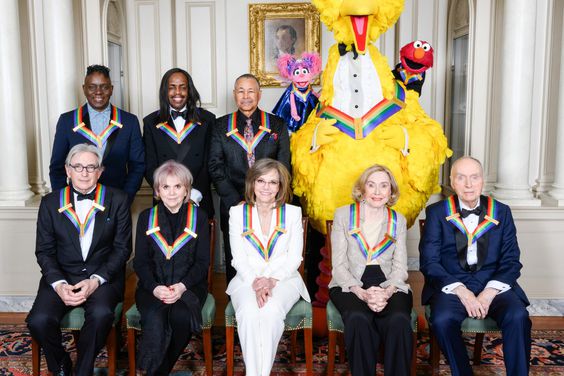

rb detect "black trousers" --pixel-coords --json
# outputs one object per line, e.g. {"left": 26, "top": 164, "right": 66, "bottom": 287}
{"left": 26, "top": 279, "right": 120, "bottom": 376}
{"left": 136, "top": 288, "right": 202, "bottom": 376}
{"left": 330, "top": 265, "right": 413, "bottom": 376}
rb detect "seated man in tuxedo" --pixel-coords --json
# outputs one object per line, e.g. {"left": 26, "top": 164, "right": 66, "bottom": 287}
{"left": 209, "top": 73, "right": 290, "bottom": 283}
{"left": 49, "top": 64, "right": 145, "bottom": 202}
{"left": 419, "top": 156, "right": 531, "bottom": 376}
{"left": 27, "top": 143, "right": 132, "bottom": 376}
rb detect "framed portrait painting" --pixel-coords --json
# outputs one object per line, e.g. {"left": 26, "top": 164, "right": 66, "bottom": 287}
{"left": 249, "top": 3, "right": 321, "bottom": 87}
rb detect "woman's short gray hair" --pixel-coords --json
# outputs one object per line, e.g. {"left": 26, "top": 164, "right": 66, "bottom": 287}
{"left": 153, "top": 160, "right": 193, "bottom": 202}
{"left": 65, "top": 143, "right": 103, "bottom": 167}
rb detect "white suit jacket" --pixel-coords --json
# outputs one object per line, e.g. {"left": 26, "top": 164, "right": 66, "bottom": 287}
{"left": 226, "top": 203, "right": 310, "bottom": 302}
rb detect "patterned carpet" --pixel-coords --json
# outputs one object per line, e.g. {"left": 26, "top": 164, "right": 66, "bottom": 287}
{"left": 0, "top": 325, "right": 563, "bottom": 375}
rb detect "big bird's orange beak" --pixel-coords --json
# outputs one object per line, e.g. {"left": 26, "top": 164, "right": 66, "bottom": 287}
{"left": 340, "top": 0, "right": 378, "bottom": 55}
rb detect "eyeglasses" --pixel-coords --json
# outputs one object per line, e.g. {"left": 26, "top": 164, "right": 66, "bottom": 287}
{"left": 68, "top": 164, "right": 99, "bottom": 173}
{"left": 85, "top": 84, "right": 112, "bottom": 93}
{"left": 255, "top": 178, "right": 279, "bottom": 188}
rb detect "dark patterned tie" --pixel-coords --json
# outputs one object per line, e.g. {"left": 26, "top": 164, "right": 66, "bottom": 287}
{"left": 244, "top": 118, "right": 255, "bottom": 167}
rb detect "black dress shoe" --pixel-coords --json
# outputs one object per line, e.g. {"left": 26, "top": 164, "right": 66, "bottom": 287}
{"left": 57, "top": 355, "right": 72, "bottom": 376}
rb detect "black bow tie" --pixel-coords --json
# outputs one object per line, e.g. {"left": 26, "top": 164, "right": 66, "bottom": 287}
{"left": 338, "top": 43, "right": 359, "bottom": 59}
{"left": 171, "top": 109, "right": 187, "bottom": 120}
{"left": 74, "top": 189, "right": 95, "bottom": 201}
{"left": 460, "top": 207, "right": 482, "bottom": 218}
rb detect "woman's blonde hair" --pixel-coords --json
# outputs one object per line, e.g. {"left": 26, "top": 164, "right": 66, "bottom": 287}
{"left": 244, "top": 158, "right": 292, "bottom": 207}
{"left": 352, "top": 164, "right": 399, "bottom": 206}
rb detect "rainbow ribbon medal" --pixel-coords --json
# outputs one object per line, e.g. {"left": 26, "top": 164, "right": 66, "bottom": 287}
{"left": 348, "top": 202, "right": 398, "bottom": 264}
{"left": 58, "top": 184, "right": 106, "bottom": 237}
{"left": 292, "top": 83, "right": 312, "bottom": 102}
{"left": 444, "top": 196, "right": 500, "bottom": 248}
{"left": 156, "top": 119, "right": 199, "bottom": 144}
{"left": 145, "top": 204, "right": 198, "bottom": 260}
{"left": 225, "top": 111, "right": 271, "bottom": 155}
{"left": 317, "top": 81, "right": 406, "bottom": 140}
{"left": 399, "top": 67, "right": 423, "bottom": 85}
{"left": 241, "top": 204, "right": 286, "bottom": 261}
{"left": 72, "top": 106, "right": 123, "bottom": 148}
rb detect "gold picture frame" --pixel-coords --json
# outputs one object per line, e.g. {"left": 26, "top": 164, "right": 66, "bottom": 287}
{"left": 249, "top": 3, "right": 321, "bottom": 87}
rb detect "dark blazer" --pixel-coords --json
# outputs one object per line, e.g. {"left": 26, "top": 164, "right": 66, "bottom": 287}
{"left": 143, "top": 108, "right": 215, "bottom": 218}
{"left": 35, "top": 185, "right": 132, "bottom": 295}
{"left": 209, "top": 109, "right": 290, "bottom": 215}
{"left": 419, "top": 195, "right": 529, "bottom": 306}
{"left": 49, "top": 104, "right": 145, "bottom": 200}
{"left": 133, "top": 202, "right": 210, "bottom": 305}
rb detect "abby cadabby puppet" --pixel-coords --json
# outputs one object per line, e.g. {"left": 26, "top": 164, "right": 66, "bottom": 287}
{"left": 272, "top": 52, "right": 322, "bottom": 134}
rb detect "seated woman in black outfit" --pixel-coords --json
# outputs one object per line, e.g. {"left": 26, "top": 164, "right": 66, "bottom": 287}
{"left": 329, "top": 164, "right": 413, "bottom": 376}
{"left": 134, "top": 160, "right": 210, "bottom": 375}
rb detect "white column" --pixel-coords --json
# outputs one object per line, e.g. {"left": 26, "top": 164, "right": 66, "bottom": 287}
{"left": 547, "top": 27, "right": 564, "bottom": 205}
{"left": 491, "top": 0, "right": 540, "bottom": 206}
{"left": 0, "top": 0, "right": 34, "bottom": 205}
{"left": 43, "top": 0, "right": 79, "bottom": 142}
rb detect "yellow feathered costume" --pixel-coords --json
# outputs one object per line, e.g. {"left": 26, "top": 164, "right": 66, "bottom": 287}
{"left": 291, "top": 0, "right": 451, "bottom": 233}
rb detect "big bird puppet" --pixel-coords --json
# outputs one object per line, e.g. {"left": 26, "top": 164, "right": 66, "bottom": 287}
{"left": 291, "top": 0, "right": 451, "bottom": 233}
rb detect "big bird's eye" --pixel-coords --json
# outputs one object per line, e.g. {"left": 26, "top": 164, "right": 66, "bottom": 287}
{"left": 293, "top": 69, "right": 301, "bottom": 76}
{"left": 422, "top": 43, "right": 431, "bottom": 51}
{"left": 413, "top": 40, "right": 423, "bottom": 48}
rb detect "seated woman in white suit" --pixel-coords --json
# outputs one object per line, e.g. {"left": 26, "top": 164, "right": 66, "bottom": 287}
{"left": 226, "top": 158, "right": 310, "bottom": 376}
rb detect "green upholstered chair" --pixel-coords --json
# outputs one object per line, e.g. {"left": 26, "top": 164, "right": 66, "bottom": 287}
{"left": 324, "top": 220, "right": 418, "bottom": 376}
{"left": 419, "top": 219, "right": 501, "bottom": 376}
{"left": 31, "top": 302, "right": 123, "bottom": 376}
{"left": 225, "top": 216, "right": 313, "bottom": 376}
{"left": 125, "top": 219, "right": 217, "bottom": 376}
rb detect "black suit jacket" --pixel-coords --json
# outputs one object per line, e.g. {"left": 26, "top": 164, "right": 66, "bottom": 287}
{"left": 209, "top": 109, "right": 290, "bottom": 215}
{"left": 35, "top": 186, "right": 132, "bottom": 296}
{"left": 49, "top": 104, "right": 145, "bottom": 200}
{"left": 143, "top": 108, "right": 215, "bottom": 217}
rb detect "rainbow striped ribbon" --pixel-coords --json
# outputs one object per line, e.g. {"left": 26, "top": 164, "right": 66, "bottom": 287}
{"left": 241, "top": 203, "right": 286, "bottom": 261}
{"left": 348, "top": 202, "right": 398, "bottom": 264}
{"left": 398, "top": 67, "right": 423, "bottom": 85}
{"left": 156, "top": 120, "right": 199, "bottom": 144}
{"left": 225, "top": 111, "right": 271, "bottom": 155}
{"left": 292, "top": 83, "right": 312, "bottom": 102}
{"left": 72, "top": 106, "right": 123, "bottom": 148}
{"left": 145, "top": 204, "right": 198, "bottom": 260}
{"left": 444, "top": 196, "right": 500, "bottom": 248}
{"left": 58, "top": 184, "right": 106, "bottom": 237}
{"left": 317, "top": 81, "right": 406, "bottom": 140}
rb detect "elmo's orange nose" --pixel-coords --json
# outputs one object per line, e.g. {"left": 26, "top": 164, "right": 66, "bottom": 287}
{"left": 414, "top": 48, "right": 425, "bottom": 60}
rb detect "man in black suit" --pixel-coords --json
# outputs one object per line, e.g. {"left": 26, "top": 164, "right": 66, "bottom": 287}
{"left": 209, "top": 73, "right": 290, "bottom": 283}
{"left": 49, "top": 65, "right": 145, "bottom": 202}
{"left": 143, "top": 67, "right": 215, "bottom": 217}
{"left": 27, "top": 144, "right": 132, "bottom": 376}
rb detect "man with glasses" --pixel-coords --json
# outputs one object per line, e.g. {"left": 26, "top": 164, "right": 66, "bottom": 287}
{"left": 27, "top": 143, "right": 132, "bottom": 376}
{"left": 419, "top": 156, "right": 531, "bottom": 376}
{"left": 49, "top": 64, "right": 144, "bottom": 202}
{"left": 209, "top": 73, "right": 290, "bottom": 283}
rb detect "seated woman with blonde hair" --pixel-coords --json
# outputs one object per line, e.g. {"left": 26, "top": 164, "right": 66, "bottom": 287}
{"left": 133, "top": 160, "right": 210, "bottom": 375}
{"left": 226, "top": 158, "right": 310, "bottom": 376}
{"left": 329, "top": 164, "right": 413, "bottom": 376}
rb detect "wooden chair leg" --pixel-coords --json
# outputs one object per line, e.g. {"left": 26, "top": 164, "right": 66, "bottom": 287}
{"left": 127, "top": 328, "right": 137, "bottom": 376}
{"left": 202, "top": 328, "right": 213, "bottom": 375}
{"left": 304, "top": 327, "right": 313, "bottom": 376}
{"left": 31, "top": 337, "right": 40, "bottom": 376}
{"left": 337, "top": 333, "right": 346, "bottom": 364}
{"left": 430, "top": 329, "right": 440, "bottom": 376}
{"left": 226, "top": 325, "right": 235, "bottom": 376}
{"left": 410, "top": 332, "right": 417, "bottom": 376}
{"left": 327, "top": 331, "right": 337, "bottom": 376}
{"left": 290, "top": 331, "right": 297, "bottom": 365}
{"left": 473, "top": 333, "right": 485, "bottom": 365}
{"left": 106, "top": 326, "right": 117, "bottom": 376}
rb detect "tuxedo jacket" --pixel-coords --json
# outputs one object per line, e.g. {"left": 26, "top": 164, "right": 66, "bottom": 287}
{"left": 49, "top": 104, "right": 145, "bottom": 199}
{"left": 133, "top": 202, "right": 210, "bottom": 305}
{"left": 419, "top": 195, "right": 529, "bottom": 306}
{"left": 209, "top": 109, "right": 290, "bottom": 216}
{"left": 328, "top": 203, "right": 410, "bottom": 293}
{"left": 225, "top": 203, "right": 310, "bottom": 302}
{"left": 35, "top": 185, "right": 132, "bottom": 295}
{"left": 143, "top": 108, "right": 215, "bottom": 217}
